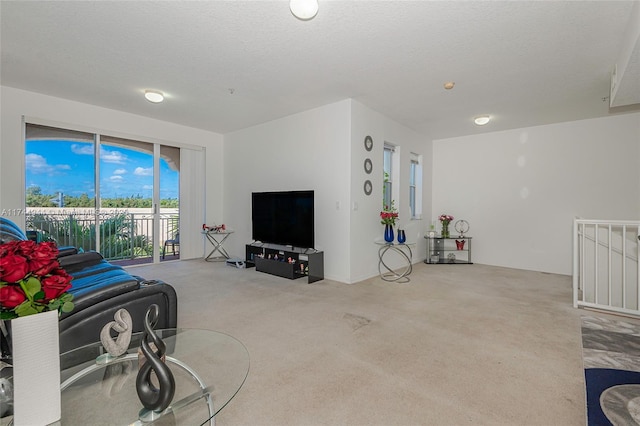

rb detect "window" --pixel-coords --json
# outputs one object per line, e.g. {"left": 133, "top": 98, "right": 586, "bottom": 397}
{"left": 383, "top": 144, "right": 394, "bottom": 209}
{"left": 24, "top": 122, "right": 182, "bottom": 263}
{"left": 409, "top": 152, "right": 423, "bottom": 219}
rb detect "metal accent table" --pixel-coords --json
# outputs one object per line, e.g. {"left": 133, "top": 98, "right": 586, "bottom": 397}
{"left": 375, "top": 241, "right": 415, "bottom": 283}
{"left": 424, "top": 235, "right": 473, "bottom": 264}
{"left": 203, "top": 230, "right": 234, "bottom": 261}
{"left": 55, "top": 328, "right": 249, "bottom": 426}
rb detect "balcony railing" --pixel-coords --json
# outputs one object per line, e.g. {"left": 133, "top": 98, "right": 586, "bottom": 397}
{"left": 25, "top": 209, "right": 179, "bottom": 263}
{"left": 573, "top": 218, "right": 640, "bottom": 317}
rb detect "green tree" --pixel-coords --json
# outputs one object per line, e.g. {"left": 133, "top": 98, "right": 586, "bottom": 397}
{"left": 65, "top": 193, "right": 94, "bottom": 207}
{"left": 27, "top": 213, "right": 152, "bottom": 260}
{"left": 26, "top": 186, "right": 55, "bottom": 207}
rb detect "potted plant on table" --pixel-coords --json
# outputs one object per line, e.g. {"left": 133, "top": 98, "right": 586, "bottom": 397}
{"left": 380, "top": 202, "right": 399, "bottom": 243}
{"left": 438, "top": 214, "right": 454, "bottom": 238}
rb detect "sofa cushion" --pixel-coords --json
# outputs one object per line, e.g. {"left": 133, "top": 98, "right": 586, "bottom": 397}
{"left": 58, "top": 251, "right": 105, "bottom": 272}
{"left": 57, "top": 251, "right": 142, "bottom": 316}
{"left": 0, "top": 218, "right": 27, "bottom": 243}
{"left": 61, "top": 278, "right": 139, "bottom": 318}
{"left": 68, "top": 266, "right": 139, "bottom": 297}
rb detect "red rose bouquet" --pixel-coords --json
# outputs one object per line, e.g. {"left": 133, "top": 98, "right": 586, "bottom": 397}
{"left": 380, "top": 202, "right": 399, "bottom": 227}
{"left": 0, "top": 240, "right": 74, "bottom": 319}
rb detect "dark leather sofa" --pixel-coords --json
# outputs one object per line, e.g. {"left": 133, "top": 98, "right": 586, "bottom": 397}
{"left": 0, "top": 218, "right": 178, "bottom": 354}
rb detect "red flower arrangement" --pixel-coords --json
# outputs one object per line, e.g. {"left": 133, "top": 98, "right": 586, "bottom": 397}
{"left": 380, "top": 202, "right": 399, "bottom": 226}
{"left": 0, "top": 240, "right": 74, "bottom": 319}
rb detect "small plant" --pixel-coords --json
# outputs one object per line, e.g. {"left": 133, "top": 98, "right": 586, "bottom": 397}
{"left": 438, "top": 214, "right": 454, "bottom": 226}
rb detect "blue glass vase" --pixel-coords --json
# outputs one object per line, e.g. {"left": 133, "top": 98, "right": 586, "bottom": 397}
{"left": 384, "top": 224, "right": 394, "bottom": 243}
{"left": 397, "top": 229, "right": 406, "bottom": 244}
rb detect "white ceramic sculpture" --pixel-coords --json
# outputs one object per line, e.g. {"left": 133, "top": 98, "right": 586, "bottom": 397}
{"left": 99, "top": 308, "right": 133, "bottom": 359}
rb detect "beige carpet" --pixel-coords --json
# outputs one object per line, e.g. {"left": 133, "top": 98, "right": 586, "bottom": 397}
{"left": 127, "top": 260, "right": 588, "bottom": 426}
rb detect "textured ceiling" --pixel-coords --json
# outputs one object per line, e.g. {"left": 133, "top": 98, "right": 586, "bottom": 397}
{"left": 1, "top": 1, "right": 638, "bottom": 140}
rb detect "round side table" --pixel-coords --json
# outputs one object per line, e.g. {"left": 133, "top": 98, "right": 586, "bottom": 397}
{"left": 375, "top": 241, "right": 414, "bottom": 283}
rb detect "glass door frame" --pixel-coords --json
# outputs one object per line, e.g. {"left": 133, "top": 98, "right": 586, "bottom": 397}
{"left": 24, "top": 119, "right": 183, "bottom": 265}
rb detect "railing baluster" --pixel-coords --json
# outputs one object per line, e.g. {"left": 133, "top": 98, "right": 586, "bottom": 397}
{"left": 623, "top": 225, "right": 627, "bottom": 309}
{"left": 637, "top": 226, "right": 640, "bottom": 312}
{"left": 25, "top": 209, "right": 179, "bottom": 265}
{"left": 608, "top": 224, "right": 612, "bottom": 308}
{"left": 595, "top": 224, "right": 599, "bottom": 305}
{"left": 580, "top": 223, "right": 585, "bottom": 298}
{"left": 573, "top": 219, "right": 580, "bottom": 308}
{"left": 130, "top": 213, "right": 135, "bottom": 260}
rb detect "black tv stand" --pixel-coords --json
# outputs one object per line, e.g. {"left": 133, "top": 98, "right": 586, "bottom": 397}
{"left": 246, "top": 243, "right": 324, "bottom": 283}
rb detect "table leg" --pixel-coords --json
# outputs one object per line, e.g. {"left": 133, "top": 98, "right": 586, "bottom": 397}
{"left": 205, "top": 233, "right": 232, "bottom": 262}
{"left": 378, "top": 245, "right": 413, "bottom": 283}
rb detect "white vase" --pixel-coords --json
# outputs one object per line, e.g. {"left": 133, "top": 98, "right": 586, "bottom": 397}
{"left": 11, "top": 309, "right": 61, "bottom": 425}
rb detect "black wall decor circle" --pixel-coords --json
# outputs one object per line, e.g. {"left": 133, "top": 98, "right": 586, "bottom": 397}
{"left": 364, "top": 180, "right": 372, "bottom": 195}
{"left": 364, "top": 158, "right": 373, "bottom": 174}
{"left": 364, "top": 135, "right": 373, "bottom": 151}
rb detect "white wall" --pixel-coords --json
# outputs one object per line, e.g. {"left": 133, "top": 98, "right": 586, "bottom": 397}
{"left": 7, "top": 85, "right": 626, "bottom": 278}
{"left": 0, "top": 86, "right": 224, "bottom": 257}
{"left": 432, "top": 112, "right": 640, "bottom": 275}
{"left": 223, "top": 100, "right": 352, "bottom": 282}
{"left": 349, "top": 100, "right": 431, "bottom": 282}
{"left": 222, "top": 99, "right": 429, "bottom": 283}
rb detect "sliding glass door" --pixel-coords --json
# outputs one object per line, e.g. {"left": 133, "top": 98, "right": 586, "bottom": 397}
{"left": 25, "top": 123, "right": 180, "bottom": 264}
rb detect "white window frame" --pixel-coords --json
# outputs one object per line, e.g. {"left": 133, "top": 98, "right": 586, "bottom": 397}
{"left": 409, "top": 152, "right": 423, "bottom": 220}
{"left": 23, "top": 119, "right": 204, "bottom": 262}
{"left": 383, "top": 143, "right": 395, "bottom": 209}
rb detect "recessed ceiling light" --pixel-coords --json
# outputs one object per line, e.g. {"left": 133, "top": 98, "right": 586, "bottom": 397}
{"left": 444, "top": 82, "right": 455, "bottom": 90}
{"left": 144, "top": 90, "right": 164, "bottom": 103}
{"left": 474, "top": 115, "right": 491, "bottom": 126}
{"left": 290, "top": 0, "right": 318, "bottom": 20}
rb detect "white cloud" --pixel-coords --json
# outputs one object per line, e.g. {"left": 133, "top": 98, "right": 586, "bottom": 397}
{"left": 113, "top": 169, "right": 127, "bottom": 175}
{"left": 142, "top": 185, "right": 153, "bottom": 190}
{"left": 68, "top": 144, "right": 126, "bottom": 165}
{"left": 109, "top": 175, "right": 124, "bottom": 182}
{"left": 134, "top": 167, "right": 153, "bottom": 176}
{"left": 71, "top": 144, "right": 94, "bottom": 155}
{"left": 26, "top": 153, "right": 53, "bottom": 173}
{"left": 101, "top": 149, "right": 126, "bottom": 164}
{"left": 25, "top": 153, "right": 70, "bottom": 174}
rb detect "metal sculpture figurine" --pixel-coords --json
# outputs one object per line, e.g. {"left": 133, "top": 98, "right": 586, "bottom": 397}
{"left": 454, "top": 219, "right": 470, "bottom": 237}
{"left": 136, "top": 304, "right": 175, "bottom": 413}
{"left": 99, "top": 308, "right": 133, "bottom": 360}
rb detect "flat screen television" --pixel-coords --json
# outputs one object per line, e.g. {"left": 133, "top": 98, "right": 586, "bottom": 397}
{"left": 252, "top": 190, "right": 314, "bottom": 249}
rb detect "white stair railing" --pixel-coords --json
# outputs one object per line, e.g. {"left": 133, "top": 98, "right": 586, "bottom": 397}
{"left": 573, "top": 218, "right": 640, "bottom": 317}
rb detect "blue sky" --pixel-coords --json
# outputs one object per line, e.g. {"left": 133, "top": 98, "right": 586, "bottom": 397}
{"left": 25, "top": 140, "right": 179, "bottom": 199}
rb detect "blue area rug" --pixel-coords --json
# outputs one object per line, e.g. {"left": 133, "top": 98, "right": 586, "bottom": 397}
{"left": 582, "top": 316, "right": 640, "bottom": 425}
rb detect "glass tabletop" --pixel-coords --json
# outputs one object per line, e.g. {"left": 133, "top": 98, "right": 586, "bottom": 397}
{"left": 58, "top": 328, "right": 249, "bottom": 425}
{"left": 374, "top": 240, "right": 415, "bottom": 246}
{"left": 202, "top": 229, "right": 234, "bottom": 235}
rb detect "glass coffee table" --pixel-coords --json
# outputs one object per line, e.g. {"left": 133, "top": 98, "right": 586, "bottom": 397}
{"left": 58, "top": 328, "right": 249, "bottom": 425}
